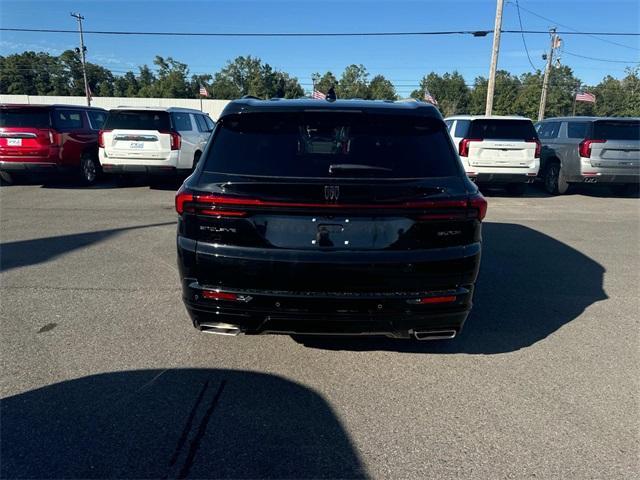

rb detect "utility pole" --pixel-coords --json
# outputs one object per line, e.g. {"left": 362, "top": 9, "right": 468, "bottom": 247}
{"left": 538, "top": 28, "right": 559, "bottom": 121}
{"left": 71, "top": 12, "right": 91, "bottom": 106}
{"left": 485, "top": 0, "right": 504, "bottom": 116}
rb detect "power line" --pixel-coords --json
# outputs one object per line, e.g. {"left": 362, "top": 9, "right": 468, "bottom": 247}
{"left": 513, "top": 0, "right": 539, "bottom": 71}
{"left": 506, "top": 1, "right": 640, "bottom": 51}
{"left": 0, "top": 28, "right": 491, "bottom": 37}
{"left": 1, "top": 27, "right": 639, "bottom": 37}
{"left": 562, "top": 50, "right": 640, "bottom": 64}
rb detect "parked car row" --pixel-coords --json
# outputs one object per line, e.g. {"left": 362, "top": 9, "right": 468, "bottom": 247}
{"left": 1, "top": 102, "right": 638, "bottom": 196}
{"left": 0, "top": 104, "right": 215, "bottom": 185}
{"left": 443, "top": 114, "right": 639, "bottom": 195}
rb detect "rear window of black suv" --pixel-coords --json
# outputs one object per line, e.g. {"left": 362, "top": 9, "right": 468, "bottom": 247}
{"left": 202, "top": 112, "right": 458, "bottom": 178}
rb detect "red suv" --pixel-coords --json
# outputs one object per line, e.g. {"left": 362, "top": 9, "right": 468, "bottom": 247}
{"left": 0, "top": 104, "right": 107, "bottom": 184}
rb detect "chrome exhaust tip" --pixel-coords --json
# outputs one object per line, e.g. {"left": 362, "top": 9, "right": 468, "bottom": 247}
{"left": 412, "top": 329, "right": 457, "bottom": 341}
{"left": 199, "top": 322, "right": 242, "bottom": 336}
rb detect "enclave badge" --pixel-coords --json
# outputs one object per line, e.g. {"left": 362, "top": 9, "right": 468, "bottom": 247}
{"left": 324, "top": 185, "right": 340, "bottom": 201}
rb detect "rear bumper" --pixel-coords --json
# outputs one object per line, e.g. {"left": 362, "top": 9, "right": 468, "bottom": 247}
{"left": 566, "top": 159, "right": 640, "bottom": 184}
{"left": 464, "top": 161, "right": 539, "bottom": 184}
{"left": 567, "top": 171, "right": 640, "bottom": 185}
{"left": 0, "top": 160, "right": 68, "bottom": 173}
{"left": 468, "top": 172, "right": 537, "bottom": 184}
{"left": 178, "top": 234, "right": 482, "bottom": 337}
{"left": 99, "top": 149, "right": 181, "bottom": 171}
{"left": 182, "top": 281, "right": 473, "bottom": 337}
{"left": 101, "top": 164, "right": 178, "bottom": 175}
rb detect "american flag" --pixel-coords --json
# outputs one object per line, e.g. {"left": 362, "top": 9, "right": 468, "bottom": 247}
{"left": 312, "top": 89, "right": 326, "bottom": 100}
{"left": 199, "top": 85, "right": 209, "bottom": 97}
{"left": 575, "top": 91, "right": 596, "bottom": 103}
{"left": 423, "top": 89, "right": 438, "bottom": 106}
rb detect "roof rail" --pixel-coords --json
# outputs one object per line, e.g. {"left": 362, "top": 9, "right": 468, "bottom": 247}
{"left": 241, "top": 95, "right": 261, "bottom": 100}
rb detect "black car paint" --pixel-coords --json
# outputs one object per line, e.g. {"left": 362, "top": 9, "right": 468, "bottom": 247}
{"left": 177, "top": 99, "right": 485, "bottom": 338}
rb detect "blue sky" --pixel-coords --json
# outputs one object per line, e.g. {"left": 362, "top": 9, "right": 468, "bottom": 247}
{"left": 1, "top": 0, "right": 638, "bottom": 96}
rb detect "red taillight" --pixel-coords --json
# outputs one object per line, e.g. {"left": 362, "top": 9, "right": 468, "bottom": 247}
{"left": 459, "top": 138, "right": 482, "bottom": 157}
{"left": 468, "top": 193, "right": 487, "bottom": 221}
{"left": 201, "top": 290, "right": 238, "bottom": 301}
{"left": 417, "top": 295, "right": 457, "bottom": 304}
{"left": 176, "top": 188, "right": 488, "bottom": 221}
{"left": 175, "top": 189, "right": 248, "bottom": 217}
{"left": 579, "top": 139, "right": 605, "bottom": 158}
{"left": 158, "top": 130, "right": 181, "bottom": 150}
{"left": 98, "top": 129, "right": 111, "bottom": 148}
{"left": 527, "top": 138, "right": 541, "bottom": 158}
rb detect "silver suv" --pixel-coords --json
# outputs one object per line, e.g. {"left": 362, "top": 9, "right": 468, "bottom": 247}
{"left": 535, "top": 117, "right": 639, "bottom": 194}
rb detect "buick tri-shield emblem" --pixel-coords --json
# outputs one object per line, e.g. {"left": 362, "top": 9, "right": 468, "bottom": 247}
{"left": 324, "top": 185, "right": 340, "bottom": 201}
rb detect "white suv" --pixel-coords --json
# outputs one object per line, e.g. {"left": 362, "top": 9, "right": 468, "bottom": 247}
{"left": 98, "top": 107, "right": 214, "bottom": 176}
{"left": 444, "top": 115, "right": 540, "bottom": 194}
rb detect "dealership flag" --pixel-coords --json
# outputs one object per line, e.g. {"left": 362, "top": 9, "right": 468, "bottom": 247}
{"left": 199, "top": 85, "right": 209, "bottom": 97}
{"left": 575, "top": 91, "right": 596, "bottom": 103}
{"left": 423, "top": 88, "right": 438, "bottom": 106}
{"left": 312, "top": 89, "right": 326, "bottom": 100}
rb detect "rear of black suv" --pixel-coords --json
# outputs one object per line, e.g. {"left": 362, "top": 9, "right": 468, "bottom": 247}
{"left": 177, "top": 99, "right": 486, "bottom": 340}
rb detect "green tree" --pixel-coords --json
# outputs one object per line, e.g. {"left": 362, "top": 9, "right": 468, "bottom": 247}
{"left": 368, "top": 75, "right": 396, "bottom": 100}
{"left": 150, "top": 56, "right": 190, "bottom": 98}
{"left": 210, "top": 56, "right": 303, "bottom": 99}
{"left": 468, "top": 71, "right": 521, "bottom": 115}
{"left": 312, "top": 71, "right": 338, "bottom": 95}
{"left": 337, "top": 64, "right": 369, "bottom": 99}
{"left": 411, "top": 71, "right": 470, "bottom": 116}
{"left": 113, "top": 71, "right": 139, "bottom": 97}
{"left": 136, "top": 65, "right": 157, "bottom": 97}
{"left": 592, "top": 75, "right": 628, "bottom": 116}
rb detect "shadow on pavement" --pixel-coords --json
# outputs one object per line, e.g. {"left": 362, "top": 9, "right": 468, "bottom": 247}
{"left": 0, "top": 173, "right": 183, "bottom": 191}
{"left": 294, "top": 222, "right": 607, "bottom": 354}
{"left": 0, "top": 222, "right": 176, "bottom": 272}
{"left": 0, "top": 369, "right": 366, "bottom": 479}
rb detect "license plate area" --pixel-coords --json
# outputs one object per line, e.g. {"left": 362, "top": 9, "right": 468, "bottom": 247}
{"left": 7, "top": 138, "right": 22, "bottom": 147}
{"left": 129, "top": 142, "right": 144, "bottom": 149}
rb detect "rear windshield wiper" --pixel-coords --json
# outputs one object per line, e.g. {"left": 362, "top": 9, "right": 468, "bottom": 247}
{"left": 329, "top": 163, "right": 393, "bottom": 174}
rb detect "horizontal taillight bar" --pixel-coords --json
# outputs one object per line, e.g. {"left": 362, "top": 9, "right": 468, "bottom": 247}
{"left": 407, "top": 295, "right": 457, "bottom": 305}
{"left": 176, "top": 189, "right": 488, "bottom": 221}
{"left": 200, "top": 289, "right": 253, "bottom": 302}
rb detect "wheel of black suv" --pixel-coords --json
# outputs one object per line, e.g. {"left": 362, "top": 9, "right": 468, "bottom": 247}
{"left": 544, "top": 163, "right": 569, "bottom": 195}
{"left": 506, "top": 183, "right": 526, "bottom": 196}
{"left": 79, "top": 154, "right": 100, "bottom": 185}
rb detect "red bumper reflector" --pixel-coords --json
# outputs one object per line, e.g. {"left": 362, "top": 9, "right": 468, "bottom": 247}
{"left": 418, "top": 296, "right": 457, "bottom": 304}
{"left": 201, "top": 290, "right": 238, "bottom": 301}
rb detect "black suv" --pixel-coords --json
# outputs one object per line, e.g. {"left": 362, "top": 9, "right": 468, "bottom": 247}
{"left": 176, "top": 98, "right": 486, "bottom": 340}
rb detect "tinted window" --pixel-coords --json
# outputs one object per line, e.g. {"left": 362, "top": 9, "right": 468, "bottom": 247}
{"left": 454, "top": 120, "right": 470, "bottom": 137}
{"left": 194, "top": 115, "right": 210, "bottom": 132}
{"left": 172, "top": 113, "right": 193, "bottom": 131}
{"left": 87, "top": 111, "right": 107, "bottom": 130}
{"left": 469, "top": 119, "right": 537, "bottom": 140}
{"left": 567, "top": 122, "right": 588, "bottom": 139}
{"left": 53, "top": 110, "right": 83, "bottom": 130}
{"left": 444, "top": 120, "right": 453, "bottom": 131}
{"left": 538, "top": 122, "right": 561, "bottom": 139}
{"left": 103, "top": 110, "right": 170, "bottom": 131}
{"left": 204, "top": 113, "right": 458, "bottom": 179}
{"left": 593, "top": 120, "right": 640, "bottom": 140}
{"left": 0, "top": 108, "right": 51, "bottom": 128}
{"left": 204, "top": 116, "right": 215, "bottom": 130}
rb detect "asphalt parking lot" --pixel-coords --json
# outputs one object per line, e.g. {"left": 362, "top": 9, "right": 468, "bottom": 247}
{"left": 1, "top": 178, "right": 638, "bottom": 479}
